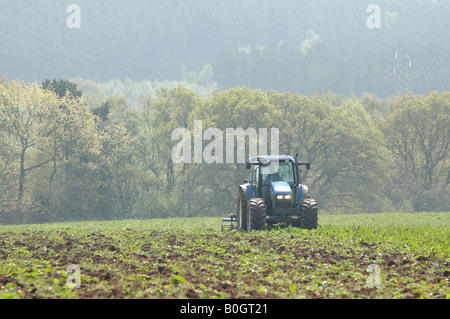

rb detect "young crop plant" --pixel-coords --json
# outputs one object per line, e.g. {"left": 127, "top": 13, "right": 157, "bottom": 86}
{"left": 0, "top": 213, "right": 449, "bottom": 299}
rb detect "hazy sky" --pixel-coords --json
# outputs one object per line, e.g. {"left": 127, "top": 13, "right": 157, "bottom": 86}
{"left": 1, "top": 0, "right": 448, "bottom": 89}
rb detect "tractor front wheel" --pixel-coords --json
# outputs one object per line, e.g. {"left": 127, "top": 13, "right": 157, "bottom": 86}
{"left": 247, "top": 198, "right": 266, "bottom": 232}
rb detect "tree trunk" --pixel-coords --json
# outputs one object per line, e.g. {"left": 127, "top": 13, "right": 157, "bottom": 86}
{"left": 18, "top": 147, "right": 26, "bottom": 204}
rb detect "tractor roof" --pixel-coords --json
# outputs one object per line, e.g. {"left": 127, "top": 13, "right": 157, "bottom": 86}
{"left": 249, "top": 155, "right": 296, "bottom": 163}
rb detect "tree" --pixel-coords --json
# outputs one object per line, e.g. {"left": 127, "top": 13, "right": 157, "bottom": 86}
{"left": 144, "top": 85, "right": 200, "bottom": 192}
{"left": 97, "top": 96, "right": 158, "bottom": 217}
{"left": 42, "top": 79, "right": 82, "bottom": 99}
{"left": 379, "top": 92, "right": 449, "bottom": 211}
{"left": 0, "top": 80, "right": 110, "bottom": 223}
{"left": 269, "top": 91, "right": 392, "bottom": 213}
{"left": 380, "top": 92, "right": 449, "bottom": 186}
{"left": 0, "top": 81, "right": 59, "bottom": 207}
{"left": 37, "top": 89, "right": 113, "bottom": 221}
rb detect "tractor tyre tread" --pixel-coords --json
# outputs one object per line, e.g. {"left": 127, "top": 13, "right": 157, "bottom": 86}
{"left": 247, "top": 198, "right": 266, "bottom": 232}
{"left": 301, "top": 198, "right": 318, "bottom": 230}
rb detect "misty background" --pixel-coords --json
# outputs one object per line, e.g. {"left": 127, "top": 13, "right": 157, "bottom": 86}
{"left": 1, "top": 0, "right": 449, "bottom": 97}
{"left": 0, "top": 0, "right": 449, "bottom": 224}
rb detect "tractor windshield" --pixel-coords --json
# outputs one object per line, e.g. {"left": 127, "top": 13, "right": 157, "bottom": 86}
{"left": 260, "top": 160, "right": 295, "bottom": 186}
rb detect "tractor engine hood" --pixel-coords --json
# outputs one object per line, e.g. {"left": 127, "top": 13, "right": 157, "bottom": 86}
{"left": 271, "top": 181, "right": 292, "bottom": 195}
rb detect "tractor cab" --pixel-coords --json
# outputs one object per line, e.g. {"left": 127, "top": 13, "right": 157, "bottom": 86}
{"left": 248, "top": 155, "right": 300, "bottom": 207}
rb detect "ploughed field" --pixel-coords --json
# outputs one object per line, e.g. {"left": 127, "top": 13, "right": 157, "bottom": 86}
{"left": 0, "top": 212, "right": 449, "bottom": 299}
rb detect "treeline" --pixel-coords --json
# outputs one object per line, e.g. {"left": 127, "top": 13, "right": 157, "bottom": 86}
{"left": 0, "top": 79, "right": 448, "bottom": 224}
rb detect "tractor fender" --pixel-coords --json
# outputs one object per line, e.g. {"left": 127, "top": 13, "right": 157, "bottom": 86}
{"left": 297, "top": 184, "right": 309, "bottom": 205}
{"left": 239, "top": 183, "right": 256, "bottom": 203}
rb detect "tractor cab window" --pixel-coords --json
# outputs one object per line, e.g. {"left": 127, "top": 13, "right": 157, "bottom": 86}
{"left": 261, "top": 160, "right": 295, "bottom": 186}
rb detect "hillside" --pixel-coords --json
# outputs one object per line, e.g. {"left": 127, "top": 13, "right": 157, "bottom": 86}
{"left": 1, "top": 0, "right": 449, "bottom": 96}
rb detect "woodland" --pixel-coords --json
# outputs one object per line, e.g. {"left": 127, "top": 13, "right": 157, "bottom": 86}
{"left": 0, "top": 1, "right": 448, "bottom": 223}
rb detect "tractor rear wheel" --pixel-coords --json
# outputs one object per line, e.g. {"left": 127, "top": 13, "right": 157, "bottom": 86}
{"left": 237, "top": 189, "right": 247, "bottom": 230}
{"left": 247, "top": 198, "right": 266, "bottom": 232}
{"left": 301, "top": 199, "right": 318, "bottom": 230}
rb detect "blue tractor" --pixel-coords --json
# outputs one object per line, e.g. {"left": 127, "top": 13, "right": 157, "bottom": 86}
{"left": 221, "top": 155, "right": 318, "bottom": 232}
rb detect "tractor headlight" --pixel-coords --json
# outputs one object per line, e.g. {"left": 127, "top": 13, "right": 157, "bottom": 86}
{"left": 276, "top": 195, "right": 291, "bottom": 200}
